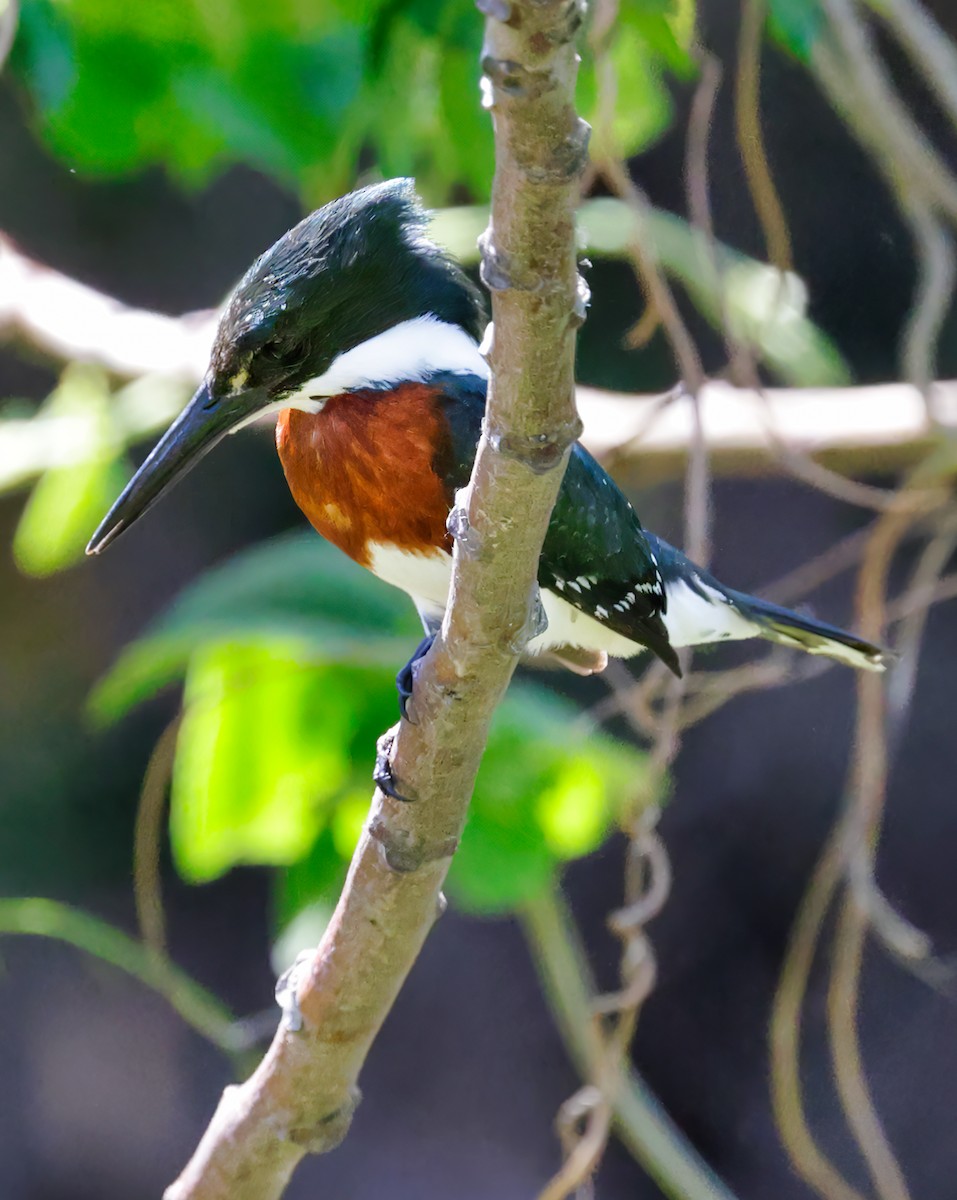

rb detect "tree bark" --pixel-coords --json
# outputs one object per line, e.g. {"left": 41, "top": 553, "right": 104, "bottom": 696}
{"left": 162, "top": 2, "right": 588, "bottom": 1197}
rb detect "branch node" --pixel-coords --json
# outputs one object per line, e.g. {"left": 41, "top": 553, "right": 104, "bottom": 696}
{"left": 368, "top": 816, "right": 458, "bottom": 874}
{"left": 485, "top": 418, "right": 582, "bottom": 472}
{"left": 274, "top": 949, "right": 313, "bottom": 1033}
{"left": 571, "top": 271, "right": 591, "bottom": 328}
{"left": 481, "top": 55, "right": 534, "bottom": 98}
{"left": 508, "top": 584, "right": 549, "bottom": 653}
{"left": 546, "top": 0, "right": 586, "bottom": 45}
{"left": 479, "top": 233, "right": 541, "bottom": 292}
{"left": 523, "top": 119, "right": 591, "bottom": 183}
{"left": 448, "top": 498, "right": 482, "bottom": 554}
{"left": 475, "top": 0, "right": 514, "bottom": 23}
{"left": 289, "top": 1086, "right": 362, "bottom": 1154}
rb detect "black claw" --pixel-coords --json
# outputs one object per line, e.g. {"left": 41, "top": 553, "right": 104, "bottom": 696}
{"left": 373, "top": 729, "right": 414, "bottom": 802}
{"left": 396, "top": 632, "right": 436, "bottom": 721}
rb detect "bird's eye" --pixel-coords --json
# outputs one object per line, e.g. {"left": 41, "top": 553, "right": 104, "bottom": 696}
{"left": 259, "top": 339, "right": 308, "bottom": 371}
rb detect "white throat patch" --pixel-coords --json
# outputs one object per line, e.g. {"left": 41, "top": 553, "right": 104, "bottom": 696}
{"left": 287, "top": 315, "right": 488, "bottom": 405}
{"left": 227, "top": 315, "right": 487, "bottom": 435}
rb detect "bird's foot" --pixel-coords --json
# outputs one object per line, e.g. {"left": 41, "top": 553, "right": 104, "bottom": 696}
{"left": 396, "top": 632, "right": 436, "bottom": 721}
{"left": 373, "top": 726, "right": 415, "bottom": 803}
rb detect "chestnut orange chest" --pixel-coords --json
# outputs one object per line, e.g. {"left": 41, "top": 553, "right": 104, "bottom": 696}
{"left": 276, "top": 383, "right": 455, "bottom": 569}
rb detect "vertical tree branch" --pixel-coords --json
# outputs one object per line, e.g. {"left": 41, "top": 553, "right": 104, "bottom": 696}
{"left": 162, "top": 3, "right": 588, "bottom": 1198}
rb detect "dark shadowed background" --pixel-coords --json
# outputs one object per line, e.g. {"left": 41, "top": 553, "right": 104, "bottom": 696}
{"left": 2, "top": 3, "right": 957, "bottom": 1198}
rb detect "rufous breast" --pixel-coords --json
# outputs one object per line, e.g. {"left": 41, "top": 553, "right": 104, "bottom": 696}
{"left": 275, "top": 383, "right": 454, "bottom": 567}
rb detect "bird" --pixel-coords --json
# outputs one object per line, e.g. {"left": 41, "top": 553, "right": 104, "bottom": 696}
{"left": 87, "top": 178, "right": 884, "bottom": 785}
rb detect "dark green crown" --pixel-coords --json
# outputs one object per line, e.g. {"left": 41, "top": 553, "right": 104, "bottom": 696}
{"left": 208, "top": 179, "right": 485, "bottom": 400}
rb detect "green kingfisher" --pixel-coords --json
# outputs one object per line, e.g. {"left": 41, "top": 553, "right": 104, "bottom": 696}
{"left": 87, "top": 179, "right": 884, "bottom": 734}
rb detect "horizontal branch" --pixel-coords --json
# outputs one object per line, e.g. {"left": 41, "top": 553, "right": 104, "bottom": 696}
{"left": 0, "top": 234, "right": 945, "bottom": 501}
{"left": 0, "top": 192, "right": 847, "bottom": 393}
{"left": 578, "top": 379, "right": 954, "bottom": 487}
{"left": 0, "top": 232, "right": 214, "bottom": 379}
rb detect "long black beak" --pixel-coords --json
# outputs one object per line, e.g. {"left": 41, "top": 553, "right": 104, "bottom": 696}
{"left": 86, "top": 380, "right": 269, "bottom": 554}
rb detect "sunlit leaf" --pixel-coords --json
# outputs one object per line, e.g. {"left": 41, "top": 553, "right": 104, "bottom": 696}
{"left": 580, "top": 1, "right": 697, "bottom": 161}
{"left": 242, "top": 676, "right": 652, "bottom": 916}
{"left": 89, "top": 532, "right": 419, "bottom": 724}
{"left": 450, "top": 688, "right": 648, "bottom": 913}
{"left": 170, "top": 640, "right": 395, "bottom": 881}
{"left": 12, "top": 0, "right": 490, "bottom": 199}
{"left": 538, "top": 758, "right": 617, "bottom": 857}
{"left": 608, "top": 25, "right": 674, "bottom": 158}
{"left": 13, "top": 366, "right": 129, "bottom": 577}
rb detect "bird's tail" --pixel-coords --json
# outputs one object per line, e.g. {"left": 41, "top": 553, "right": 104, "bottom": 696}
{"left": 727, "top": 589, "right": 886, "bottom": 672}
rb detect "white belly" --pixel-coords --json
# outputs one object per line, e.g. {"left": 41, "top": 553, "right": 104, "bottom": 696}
{"left": 659, "top": 578, "right": 756, "bottom": 646}
{"left": 365, "top": 543, "right": 759, "bottom": 659}
{"left": 366, "top": 543, "right": 647, "bottom": 659}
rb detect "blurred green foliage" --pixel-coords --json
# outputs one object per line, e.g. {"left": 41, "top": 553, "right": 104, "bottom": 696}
{"left": 12, "top": 365, "right": 130, "bottom": 576}
{"left": 12, "top": 0, "right": 695, "bottom": 201}
{"left": 766, "top": 0, "right": 824, "bottom": 63}
{"left": 92, "top": 535, "right": 648, "bottom": 935}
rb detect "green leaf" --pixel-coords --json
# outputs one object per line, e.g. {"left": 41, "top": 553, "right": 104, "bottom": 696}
{"left": 618, "top": 0, "right": 697, "bottom": 75}
{"left": 766, "top": 0, "right": 824, "bottom": 63}
{"left": 537, "top": 757, "right": 620, "bottom": 857}
{"left": 89, "top": 532, "right": 419, "bottom": 724}
{"left": 579, "top": 1, "right": 697, "bottom": 162}
{"left": 260, "top": 681, "right": 652, "bottom": 921}
{"left": 608, "top": 25, "right": 674, "bottom": 158}
{"left": 170, "top": 641, "right": 396, "bottom": 881}
{"left": 447, "top": 808, "right": 558, "bottom": 916}
{"left": 12, "top": 0, "right": 490, "bottom": 199}
{"left": 448, "top": 688, "right": 648, "bottom": 914}
{"left": 274, "top": 828, "right": 347, "bottom": 929}
{"left": 436, "top": 45, "right": 494, "bottom": 198}
{"left": 13, "top": 366, "right": 129, "bottom": 577}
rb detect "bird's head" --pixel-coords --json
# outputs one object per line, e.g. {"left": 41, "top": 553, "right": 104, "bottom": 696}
{"left": 87, "top": 178, "right": 485, "bottom": 553}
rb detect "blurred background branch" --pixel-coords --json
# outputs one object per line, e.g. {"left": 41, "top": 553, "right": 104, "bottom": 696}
{"left": 2, "top": 227, "right": 950, "bottom": 508}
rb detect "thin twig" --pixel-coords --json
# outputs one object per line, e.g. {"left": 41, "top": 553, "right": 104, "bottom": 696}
{"left": 884, "top": 508, "right": 957, "bottom": 759}
{"left": 826, "top": 487, "right": 941, "bottom": 1200}
{"left": 522, "top": 882, "right": 741, "bottom": 1200}
{"left": 684, "top": 48, "right": 723, "bottom": 566}
{"left": 815, "top": 2, "right": 957, "bottom": 225}
{"left": 133, "top": 715, "right": 181, "bottom": 954}
{"left": 761, "top": 526, "right": 876, "bottom": 605}
{"left": 747, "top": 386, "right": 905, "bottom": 511}
{"left": 869, "top": 0, "right": 957, "bottom": 139}
{"left": 0, "top": 898, "right": 248, "bottom": 1065}
{"left": 769, "top": 829, "right": 868, "bottom": 1200}
{"left": 735, "top": 0, "right": 794, "bottom": 274}
{"left": 898, "top": 196, "right": 955, "bottom": 411}
{"left": 599, "top": 157, "right": 707, "bottom": 395}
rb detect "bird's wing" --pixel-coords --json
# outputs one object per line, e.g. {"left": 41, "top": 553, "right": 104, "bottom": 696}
{"left": 540, "top": 444, "right": 679, "bottom": 674}
{"left": 434, "top": 380, "right": 680, "bottom": 676}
